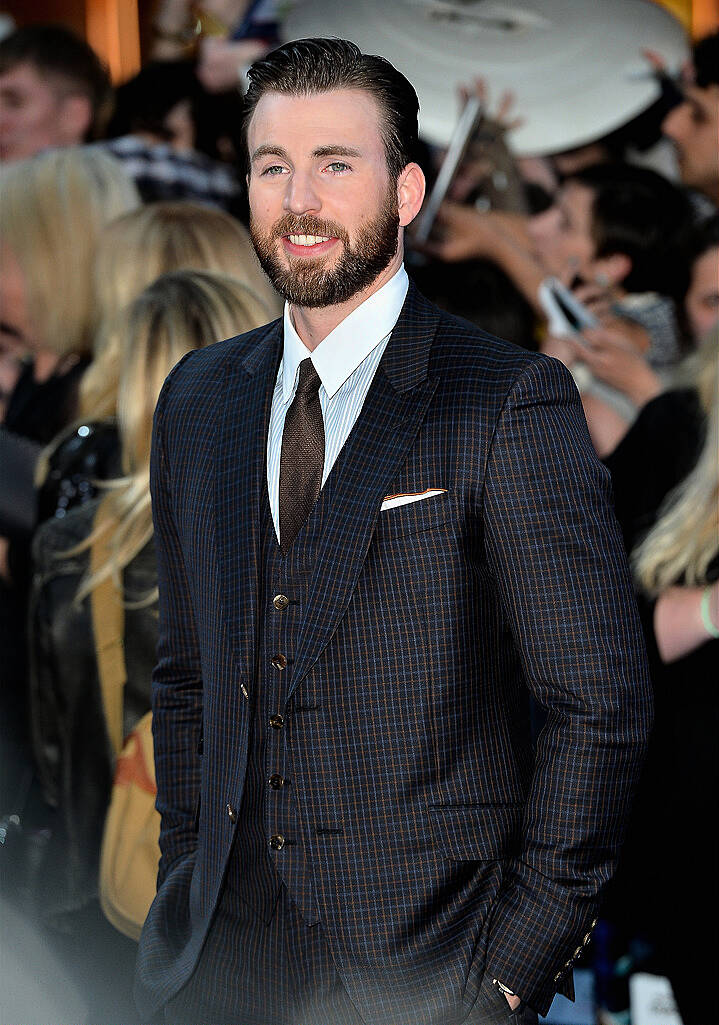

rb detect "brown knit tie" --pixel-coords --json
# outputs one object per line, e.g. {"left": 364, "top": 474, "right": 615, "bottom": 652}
{"left": 279, "top": 358, "right": 325, "bottom": 552}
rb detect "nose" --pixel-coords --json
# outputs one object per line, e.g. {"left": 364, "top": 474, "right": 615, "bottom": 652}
{"left": 662, "top": 101, "right": 688, "bottom": 144}
{"left": 282, "top": 170, "right": 321, "bottom": 215}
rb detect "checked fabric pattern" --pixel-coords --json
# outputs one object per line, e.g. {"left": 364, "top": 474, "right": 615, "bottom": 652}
{"left": 136, "top": 283, "right": 653, "bottom": 1024}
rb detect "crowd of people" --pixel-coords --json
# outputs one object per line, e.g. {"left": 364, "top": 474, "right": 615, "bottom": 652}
{"left": 0, "top": 4, "right": 717, "bottom": 1024}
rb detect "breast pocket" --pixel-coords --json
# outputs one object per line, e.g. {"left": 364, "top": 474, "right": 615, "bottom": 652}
{"left": 374, "top": 492, "right": 452, "bottom": 541}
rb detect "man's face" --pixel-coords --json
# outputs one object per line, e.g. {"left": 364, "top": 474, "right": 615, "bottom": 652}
{"left": 662, "top": 84, "right": 719, "bottom": 198}
{"left": 247, "top": 88, "right": 402, "bottom": 309}
{"left": 0, "top": 62, "right": 90, "bottom": 162}
{"left": 685, "top": 245, "right": 719, "bottom": 342}
{"left": 529, "top": 181, "right": 597, "bottom": 282}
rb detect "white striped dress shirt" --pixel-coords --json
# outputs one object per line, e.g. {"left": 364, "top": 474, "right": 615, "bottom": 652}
{"left": 266, "top": 264, "right": 409, "bottom": 544}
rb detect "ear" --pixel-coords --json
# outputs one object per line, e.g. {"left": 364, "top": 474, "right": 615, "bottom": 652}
{"left": 57, "top": 94, "right": 93, "bottom": 144}
{"left": 396, "top": 162, "right": 426, "bottom": 227}
{"left": 593, "top": 252, "right": 632, "bottom": 287}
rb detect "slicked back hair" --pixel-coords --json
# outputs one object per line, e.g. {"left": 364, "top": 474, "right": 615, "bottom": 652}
{"left": 242, "top": 37, "right": 419, "bottom": 181}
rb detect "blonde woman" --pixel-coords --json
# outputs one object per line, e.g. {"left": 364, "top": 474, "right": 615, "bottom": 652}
{"left": 0, "top": 147, "right": 138, "bottom": 830}
{"left": 27, "top": 269, "right": 270, "bottom": 1017}
{"left": 0, "top": 146, "right": 140, "bottom": 443}
{"left": 80, "top": 201, "right": 280, "bottom": 421}
{"left": 602, "top": 330, "right": 718, "bottom": 1025}
{"left": 36, "top": 201, "right": 280, "bottom": 524}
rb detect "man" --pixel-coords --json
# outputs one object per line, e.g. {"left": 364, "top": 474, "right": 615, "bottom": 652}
{"left": 662, "top": 30, "right": 719, "bottom": 202}
{"left": 528, "top": 164, "right": 689, "bottom": 307}
{"left": 0, "top": 24, "right": 111, "bottom": 162}
{"left": 135, "top": 38, "right": 652, "bottom": 1025}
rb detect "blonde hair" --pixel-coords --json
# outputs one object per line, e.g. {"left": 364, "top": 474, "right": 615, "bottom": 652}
{"left": 634, "top": 329, "right": 719, "bottom": 596}
{"left": 79, "top": 202, "right": 280, "bottom": 419}
{"left": 75, "top": 269, "right": 271, "bottom": 605}
{"left": 0, "top": 146, "right": 139, "bottom": 358}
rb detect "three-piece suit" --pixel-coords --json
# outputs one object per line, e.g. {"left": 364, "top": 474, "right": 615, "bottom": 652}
{"left": 135, "top": 282, "right": 652, "bottom": 1024}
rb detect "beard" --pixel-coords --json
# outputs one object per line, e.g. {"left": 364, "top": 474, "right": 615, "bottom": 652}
{"left": 250, "top": 188, "right": 400, "bottom": 308}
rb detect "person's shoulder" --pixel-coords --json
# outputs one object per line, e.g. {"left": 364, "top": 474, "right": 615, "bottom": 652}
{"left": 636, "top": 387, "right": 702, "bottom": 428}
{"left": 161, "top": 316, "right": 282, "bottom": 397}
{"left": 32, "top": 499, "right": 97, "bottom": 575}
{"left": 609, "top": 387, "right": 703, "bottom": 465}
{"left": 415, "top": 288, "right": 553, "bottom": 389}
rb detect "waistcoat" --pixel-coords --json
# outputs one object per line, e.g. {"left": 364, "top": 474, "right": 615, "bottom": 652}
{"left": 223, "top": 482, "right": 329, "bottom": 925}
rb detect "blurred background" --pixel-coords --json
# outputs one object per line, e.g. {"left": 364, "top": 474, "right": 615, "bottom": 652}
{"left": 1, "top": 2, "right": 717, "bottom": 1023}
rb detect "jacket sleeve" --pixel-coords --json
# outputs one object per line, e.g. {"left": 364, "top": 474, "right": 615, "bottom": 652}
{"left": 150, "top": 371, "right": 204, "bottom": 886}
{"left": 481, "top": 355, "right": 653, "bottom": 1015}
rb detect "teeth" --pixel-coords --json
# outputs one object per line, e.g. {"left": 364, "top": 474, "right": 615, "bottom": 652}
{"left": 288, "top": 234, "right": 331, "bottom": 246}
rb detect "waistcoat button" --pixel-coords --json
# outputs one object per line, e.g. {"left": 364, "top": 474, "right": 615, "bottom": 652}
{"left": 271, "top": 653, "right": 287, "bottom": 670}
{"left": 269, "top": 713, "right": 284, "bottom": 729}
{"left": 273, "top": 593, "right": 289, "bottom": 611}
{"left": 268, "top": 773, "right": 285, "bottom": 790}
{"left": 269, "top": 834, "right": 285, "bottom": 850}
{"left": 227, "top": 803, "right": 237, "bottom": 823}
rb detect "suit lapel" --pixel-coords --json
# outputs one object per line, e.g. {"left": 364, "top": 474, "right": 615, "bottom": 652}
{"left": 288, "top": 284, "right": 441, "bottom": 699}
{"left": 215, "top": 320, "right": 281, "bottom": 685}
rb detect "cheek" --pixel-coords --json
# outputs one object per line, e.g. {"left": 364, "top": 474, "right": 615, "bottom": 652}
{"left": 695, "top": 124, "right": 719, "bottom": 163}
{"left": 248, "top": 183, "right": 282, "bottom": 223}
{"left": 688, "top": 295, "right": 719, "bottom": 338}
{"left": 0, "top": 248, "right": 33, "bottom": 339}
{"left": 20, "top": 96, "right": 55, "bottom": 135}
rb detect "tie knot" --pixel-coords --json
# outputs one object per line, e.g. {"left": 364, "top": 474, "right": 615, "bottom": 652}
{"left": 296, "top": 357, "right": 322, "bottom": 399}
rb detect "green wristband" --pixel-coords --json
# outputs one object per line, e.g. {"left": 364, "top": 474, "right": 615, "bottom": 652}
{"left": 700, "top": 586, "right": 719, "bottom": 639}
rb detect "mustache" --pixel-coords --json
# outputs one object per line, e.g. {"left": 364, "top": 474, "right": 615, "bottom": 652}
{"left": 271, "top": 214, "right": 349, "bottom": 243}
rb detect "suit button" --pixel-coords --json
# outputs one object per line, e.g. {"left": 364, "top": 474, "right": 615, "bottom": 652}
{"left": 269, "top": 713, "right": 284, "bottom": 729}
{"left": 268, "top": 773, "right": 285, "bottom": 790}
{"left": 271, "top": 653, "right": 287, "bottom": 670}
{"left": 227, "top": 803, "right": 237, "bottom": 823}
{"left": 273, "top": 594, "right": 289, "bottom": 611}
{"left": 269, "top": 834, "right": 285, "bottom": 850}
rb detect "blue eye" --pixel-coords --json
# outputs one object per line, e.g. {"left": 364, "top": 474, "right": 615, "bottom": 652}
{"left": 327, "top": 161, "right": 350, "bottom": 173}
{"left": 262, "top": 165, "right": 286, "bottom": 176}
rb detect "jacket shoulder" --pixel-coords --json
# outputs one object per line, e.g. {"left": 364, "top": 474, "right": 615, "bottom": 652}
{"left": 427, "top": 299, "right": 566, "bottom": 397}
{"left": 32, "top": 499, "right": 96, "bottom": 575}
{"left": 159, "top": 316, "right": 281, "bottom": 403}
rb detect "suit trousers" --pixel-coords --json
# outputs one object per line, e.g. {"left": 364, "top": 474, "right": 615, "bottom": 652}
{"left": 163, "top": 881, "right": 360, "bottom": 1025}
{"left": 163, "top": 880, "right": 538, "bottom": 1025}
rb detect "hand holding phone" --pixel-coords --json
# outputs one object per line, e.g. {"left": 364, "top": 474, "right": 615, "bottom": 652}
{"left": 538, "top": 276, "right": 599, "bottom": 340}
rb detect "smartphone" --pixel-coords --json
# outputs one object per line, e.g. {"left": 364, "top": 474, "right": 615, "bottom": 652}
{"left": 413, "top": 94, "right": 485, "bottom": 244}
{"left": 538, "top": 276, "right": 599, "bottom": 339}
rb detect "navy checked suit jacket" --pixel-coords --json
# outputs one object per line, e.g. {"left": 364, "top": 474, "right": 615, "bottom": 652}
{"left": 135, "top": 283, "right": 652, "bottom": 1021}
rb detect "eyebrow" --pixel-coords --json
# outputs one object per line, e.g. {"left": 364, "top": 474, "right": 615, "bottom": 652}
{"left": 250, "top": 143, "right": 362, "bottom": 162}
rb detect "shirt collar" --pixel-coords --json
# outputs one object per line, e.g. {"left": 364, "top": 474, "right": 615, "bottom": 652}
{"left": 281, "top": 264, "right": 409, "bottom": 401}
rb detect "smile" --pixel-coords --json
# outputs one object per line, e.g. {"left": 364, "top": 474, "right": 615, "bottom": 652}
{"left": 280, "top": 234, "right": 339, "bottom": 258}
{"left": 285, "top": 234, "right": 332, "bottom": 246}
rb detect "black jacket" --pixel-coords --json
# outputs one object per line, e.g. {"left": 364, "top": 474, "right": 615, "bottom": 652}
{"left": 29, "top": 498, "right": 156, "bottom": 923}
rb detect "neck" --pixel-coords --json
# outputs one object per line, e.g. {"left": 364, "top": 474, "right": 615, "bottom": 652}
{"left": 289, "top": 248, "right": 403, "bottom": 352}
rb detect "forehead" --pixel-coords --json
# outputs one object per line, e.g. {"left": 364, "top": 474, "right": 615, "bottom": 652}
{"left": 248, "top": 88, "right": 386, "bottom": 159}
{"left": 0, "top": 61, "right": 56, "bottom": 97}
{"left": 693, "top": 245, "right": 719, "bottom": 280}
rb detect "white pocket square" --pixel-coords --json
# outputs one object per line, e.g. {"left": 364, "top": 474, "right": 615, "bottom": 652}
{"left": 380, "top": 488, "right": 447, "bottom": 511}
